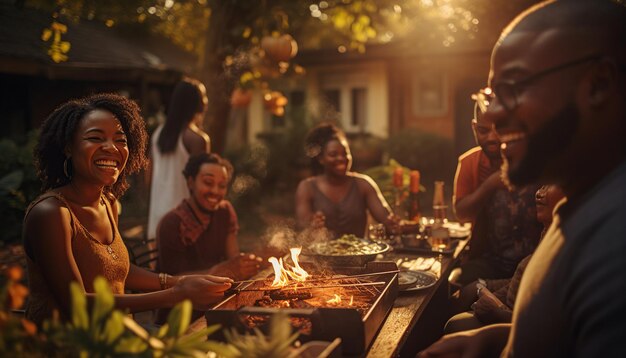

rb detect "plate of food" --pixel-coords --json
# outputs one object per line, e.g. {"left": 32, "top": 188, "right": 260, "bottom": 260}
{"left": 398, "top": 270, "right": 438, "bottom": 292}
{"left": 444, "top": 222, "right": 472, "bottom": 239}
{"left": 305, "top": 234, "right": 390, "bottom": 266}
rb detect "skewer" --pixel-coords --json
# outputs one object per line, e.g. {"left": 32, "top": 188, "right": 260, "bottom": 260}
{"left": 231, "top": 269, "right": 399, "bottom": 286}
{"left": 226, "top": 281, "right": 387, "bottom": 295}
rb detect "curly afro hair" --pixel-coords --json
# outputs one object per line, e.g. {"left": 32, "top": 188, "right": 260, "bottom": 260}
{"left": 34, "top": 93, "right": 148, "bottom": 199}
{"left": 304, "top": 122, "right": 348, "bottom": 175}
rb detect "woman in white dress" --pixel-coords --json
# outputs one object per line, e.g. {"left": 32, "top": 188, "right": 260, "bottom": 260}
{"left": 147, "top": 77, "right": 211, "bottom": 243}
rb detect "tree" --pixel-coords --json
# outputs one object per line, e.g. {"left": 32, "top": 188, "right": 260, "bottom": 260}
{"left": 26, "top": 0, "right": 538, "bottom": 152}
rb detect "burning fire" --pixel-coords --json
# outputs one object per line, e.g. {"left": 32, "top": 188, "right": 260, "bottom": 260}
{"left": 268, "top": 247, "right": 310, "bottom": 287}
{"left": 326, "top": 294, "right": 354, "bottom": 306}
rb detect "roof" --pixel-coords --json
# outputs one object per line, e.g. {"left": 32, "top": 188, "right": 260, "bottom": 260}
{"left": 0, "top": 2, "right": 198, "bottom": 82}
{"left": 296, "top": 39, "right": 493, "bottom": 67}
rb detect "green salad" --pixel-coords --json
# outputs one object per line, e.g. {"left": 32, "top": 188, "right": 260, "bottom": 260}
{"left": 312, "top": 234, "right": 383, "bottom": 256}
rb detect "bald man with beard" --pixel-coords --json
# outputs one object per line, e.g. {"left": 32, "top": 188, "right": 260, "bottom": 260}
{"left": 419, "top": 1, "right": 626, "bottom": 357}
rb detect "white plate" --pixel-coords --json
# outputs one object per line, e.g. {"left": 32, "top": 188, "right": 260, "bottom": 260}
{"left": 399, "top": 270, "right": 438, "bottom": 292}
{"left": 444, "top": 222, "right": 471, "bottom": 238}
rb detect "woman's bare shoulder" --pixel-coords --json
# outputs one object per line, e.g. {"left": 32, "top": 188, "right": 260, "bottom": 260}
{"left": 297, "top": 176, "right": 317, "bottom": 189}
{"left": 296, "top": 177, "right": 319, "bottom": 199}
{"left": 349, "top": 172, "right": 378, "bottom": 190}
{"left": 183, "top": 126, "right": 210, "bottom": 155}
{"left": 24, "top": 196, "right": 72, "bottom": 239}
{"left": 27, "top": 195, "right": 66, "bottom": 216}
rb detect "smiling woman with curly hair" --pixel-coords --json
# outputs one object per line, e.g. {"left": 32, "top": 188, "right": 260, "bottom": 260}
{"left": 24, "top": 93, "right": 232, "bottom": 326}
{"left": 34, "top": 93, "right": 148, "bottom": 198}
{"left": 295, "top": 122, "right": 398, "bottom": 239}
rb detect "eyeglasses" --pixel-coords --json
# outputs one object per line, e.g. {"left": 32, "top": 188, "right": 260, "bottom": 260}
{"left": 477, "top": 54, "right": 603, "bottom": 112}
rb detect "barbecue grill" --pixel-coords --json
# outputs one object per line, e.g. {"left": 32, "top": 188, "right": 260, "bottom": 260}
{"left": 205, "top": 261, "right": 399, "bottom": 356}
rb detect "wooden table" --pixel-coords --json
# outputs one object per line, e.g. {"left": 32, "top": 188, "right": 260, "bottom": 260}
{"left": 366, "top": 238, "right": 468, "bottom": 357}
{"left": 188, "top": 239, "right": 468, "bottom": 357}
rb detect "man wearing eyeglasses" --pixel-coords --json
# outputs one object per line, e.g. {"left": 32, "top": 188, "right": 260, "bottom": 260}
{"left": 451, "top": 97, "right": 543, "bottom": 288}
{"left": 419, "top": 1, "right": 625, "bottom": 357}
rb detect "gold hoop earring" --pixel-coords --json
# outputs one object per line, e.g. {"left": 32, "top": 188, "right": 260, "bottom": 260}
{"left": 63, "top": 157, "right": 72, "bottom": 179}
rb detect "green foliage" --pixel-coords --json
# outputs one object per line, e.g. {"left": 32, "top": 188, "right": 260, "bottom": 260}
{"left": 364, "top": 158, "right": 425, "bottom": 210}
{"left": 224, "top": 143, "right": 268, "bottom": 234}
{"left": 0, "top": 267, "right": 41, "bottom": 357}
{"left": 384, "top": 130, "right": 457, "bottom": 214}
{"left": 48, "top": 277, "right": 235, "bottom": 357}
{"left": 0, "top": 272, "right": 308, "bottom": 357}
{"left": 0, "top": 131, "right": 40, "bottom": 245}
{"left": 261, "top": 109, "right": 312, "bottom": 198}
{"left": 348, "top": 133, "right": 385, "bottom": 172}
{"left": 224, "top": 312, "right": 300, "bottom": 358}
{"left": 225, "top": 108, "right": 312, "bottom": 234}
{"left": 28, "top": 276, "right": 236, "bottom": 357}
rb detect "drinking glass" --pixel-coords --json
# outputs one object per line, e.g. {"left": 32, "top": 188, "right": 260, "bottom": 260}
{"left": 428, "top": 226, "right": 450, "bottom": 253}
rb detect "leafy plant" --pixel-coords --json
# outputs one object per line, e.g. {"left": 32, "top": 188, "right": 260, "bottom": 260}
{"left": 44, "top": 276, "right": 237, "bottom": 357}
{"left": 0, "top": 130, "right": 41, "bottom": 245}
{"left": 0, "top": 266, "right": 40, "bottom": 357}
{"left": 364, "top": 158, "right": 426, "bottom": 217}
{"left": 384, "top": 130, "right": 457, "bottom": 215}
{"left": 225, "top": 107, "right": 313, "bottom": 235}
{"left": 224, "top": 312, "right": 300, "bottom": 358}
{"left": 0, "top": 268, "right": 238, "bottom": 357}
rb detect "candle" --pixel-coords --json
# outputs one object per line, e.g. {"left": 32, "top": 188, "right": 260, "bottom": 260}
{"left": 409, "top": 170, "right": 420, "bottom": 193}
{"left": 393, "top": 167, "right": 404, "bottom": 188}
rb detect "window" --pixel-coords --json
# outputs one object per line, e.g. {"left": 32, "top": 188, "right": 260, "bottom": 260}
{"left": 269, "top": 90, "right": 306, "bottom": 129}
{"left": 351, "top": 88, "right": 367, "bottom": 130}
{"left": 321, "top": 87, "right": 368, "bottom": 132}
{"left": 322, "top": 89, "right": 341, "bottom": 122}
{"left": 412, "top": 72, "right": 448, "bottom": 116}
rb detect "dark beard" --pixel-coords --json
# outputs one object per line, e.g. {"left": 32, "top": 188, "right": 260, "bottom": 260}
{"left": 508, "top": 101, "right": 580, "bottom": 186}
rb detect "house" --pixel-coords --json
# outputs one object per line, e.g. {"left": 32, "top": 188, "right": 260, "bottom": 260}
{"left": 238, "top": 39, "right": 492, "bottom": 159}
{"left": 0, "top": 2, "right": 196, "bottom": 139}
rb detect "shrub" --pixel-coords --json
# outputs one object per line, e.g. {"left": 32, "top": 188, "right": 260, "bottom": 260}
{"left": 0, "top": 131, "right": 40, "bottom": 245}
{"left": 0, "top": 266, "right": 316, "bottom": 357}
{"left": 384, "top": 130, "right": 457, "bottom": 216}
{"left": 0, "top": 267, "right": 237, "bottom": 357}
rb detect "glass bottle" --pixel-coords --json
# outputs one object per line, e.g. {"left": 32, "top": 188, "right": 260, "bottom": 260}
{"left": 432, "top": 181, "right": 447, "bottom": 222}
{"left": 430, "top": 181, "right": 450, "bottom": 251}
{"left": 408, "top": 170, "right": 421, "bottom": 222}
{"left": 392, "top": 167, "right": 405, "bottom": 219}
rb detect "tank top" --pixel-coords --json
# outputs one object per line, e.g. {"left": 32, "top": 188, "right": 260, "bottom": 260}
{"left": 147, "top": 124, "right": 190, "bottom": 240}
{"left": 24, "top": 192, "right": 130, "bottom": 326}
{"left": 310, "top": 177, "right": 368, "bottom": 238}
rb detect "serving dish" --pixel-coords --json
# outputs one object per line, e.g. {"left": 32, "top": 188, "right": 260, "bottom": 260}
{"left": 398, "top": 270, "right": 438, "bottom": 292}
{"left": 304, "top": 235, "right": 390, "bottom": 266}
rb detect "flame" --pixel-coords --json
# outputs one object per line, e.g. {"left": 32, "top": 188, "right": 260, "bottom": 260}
{"left": 268, "top": 257, "right": 288, "bottom": 286}
{"left": 326, "top": 294, "right": 342, "bottom": 304}
{"left": 349, "top": 295, "right": 354, "bottom": 306}
{"left": 290, "top": 247, "right": 310, "bottom": 280}
{"left": 268, "top": 247, "right": 310, "bottom": 287}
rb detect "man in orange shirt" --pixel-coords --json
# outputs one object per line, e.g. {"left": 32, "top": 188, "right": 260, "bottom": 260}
{"left": 452, "top": 100, "right": 542, "bottom": 285}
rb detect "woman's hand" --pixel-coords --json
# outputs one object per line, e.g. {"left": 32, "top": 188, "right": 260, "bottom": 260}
{"left": 384, "top": 213, "right": 401, "bottom": 235}
{"left": 172, "top": 274, "right": 232, "bottom": 309}
{"left": 311, "top": 211, "right": 326, "bottom": 228}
